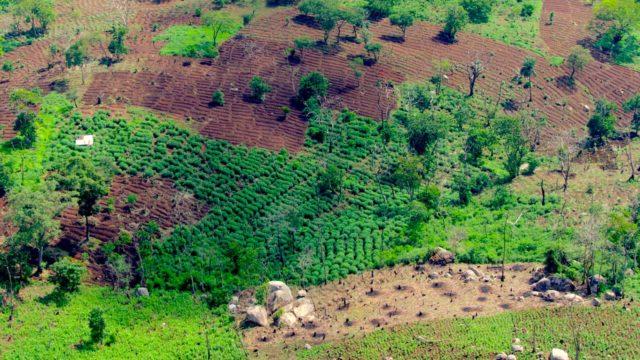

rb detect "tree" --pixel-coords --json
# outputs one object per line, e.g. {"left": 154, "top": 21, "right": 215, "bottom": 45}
{"left": 465, "top": 58, "right": 485, "bottom": 97}
{"left": 0, "top": 161, "right": 10, "bottom": 197}
{"left": 317, "top": 163, "right": 344, "bottom": 196}
{"left": 12, "top": 0, "right": 55, "bottom": 36}
{"left": 211, "top": 90, "right": 224, "bottom": 107}
{"left": 88, "top": 308, "right": 106, "bottom": 344}
{"left": 202, "top": 11, "right": 236, "bottom": 47}
{"left": 452, "top": 171, "right": 472, "bottom": 205}
{"left": 495, "top": 115, "right": 528, "bottom": 179}
{"left": 623, "top": 93, "right": 640, "bottom": 133}
{"left": 364, "top": 42, "right": 382, "bottom": 63}
{"left": 6, "top": 186, "right": 66, "bottom": 275}
{"left": 430, "top": 59, "right": 453, "bottom": 95}
{"left": 50, "top": 257, "right": 86, "bottom": 293}
{"left": 557, "top": 131, "right": 578, "bottom": 192}
{"left": 316, "top": 6, "right": 340, "bottom": 44}
{"left": 587, "top": 99, "right": 618, "bottom": 145}
{"left": 249, "top": 76, "right": 271, "bottom": 103}
{"left": 78, "top": 177, "right": 109, "bottom": 244}
{"left": 107, "top": 25, "right": 128, "bottom": 61}
{"left": 13, "top": 111, "right": 37, "bottom": 148}
{"left": 294, "top": 37, "right": 315, "bottom": 62}
{"left": 365, "top": 0, "right": 396, "bottom": 20}
{"left": 298, "top": 71, "right": 329, "bottom": 103}
{"left": 389, "top": 11, "right": 414, "bottom": 40}
{"left": 406, "top": 110, "right": 449, "bottom": 155}
{"left": 566, "top": 46, "right": 591, "bottom": 84}
{"left": 65, "top": 39, "right": 89, "bottom": 84}
{"left": 591, "top": 0, "right": 640, "bottom": 64}
{"left": 461, "top": 0, "right": 493, "bottom": 24}
{"left": 520, "top": 57, "right": 536, "bottom": 102}
{"left": 393, "top": 156, "right": 422, "bottom": 200}
{"left": 0, "top": 243, "right": 33, "bottom": 323}
{"left": 441, "top": 5, "right": 468, "bottom": 43}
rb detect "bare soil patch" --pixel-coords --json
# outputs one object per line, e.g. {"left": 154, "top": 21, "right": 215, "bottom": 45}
{"left": 241, "top": 263, "right": 573, "bottom": 358}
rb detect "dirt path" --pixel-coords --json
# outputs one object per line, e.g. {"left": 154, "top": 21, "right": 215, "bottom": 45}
{"left": 241, "top": 263, "right": 579, "bottom": 359}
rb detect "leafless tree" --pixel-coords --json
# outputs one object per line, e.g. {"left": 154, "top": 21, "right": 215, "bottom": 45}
{"left": 557, "top": 131, "right": 579, "bottom": 193}
{"left": 578, "top": 197, "right": 604, "bottom": 295}
{"left": 464, "top": 53, "right": 492, "bottom": 97}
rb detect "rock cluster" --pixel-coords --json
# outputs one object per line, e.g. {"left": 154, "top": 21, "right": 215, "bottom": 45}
{"left": 239, "top": 281, "right": 317, "bottom": 328}
{"left": 428, "top": 247, "right": 455, "bottom": 266}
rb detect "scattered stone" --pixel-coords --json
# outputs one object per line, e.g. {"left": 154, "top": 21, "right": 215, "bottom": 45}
{"left": 583, "top": 104, "right": 590, "bottom": 112}
{"left": 304, "top": 343, "right": 312, "bottom": 350}
{"left": 482, "top": 276, "right": 492, "bottom": 283}
{"left": 428, "top": 272, "right": 440, "bottom": 279}
{"left": 604, "top": 290, "right": 617, "bottom": 301}
{"left": 563, "top": 293, "right": 583, "bottom": 302}
{"left": 292, "top": 298, "right": 315, "bottom": 319}
{"left": 507, "top": 355, "right": 517, "bottom": 360}
{"left": 589, "top": 275, "right": 606, "bottom": 294}
{"left": 512, "top": 338, "right": 521, "bottom": 345}
{"left": 135, "top": 287, "right": 150, "bottom": 297}
{"left": 469, "top": 266, "right": 485, "bottom": 278}
{"left": 462, "top": 269, "right": 478, "bottom": 282}
{"left": 278, "top": 312, "right": 297, "bottom": 328}
{"left": 429, "top": 247, "right": 455, "bottom": 266}
{"left": 549, "top": 348, "right": 569, "bottom": 360}
{"left": 543, "top": 290, "right": 561, "bottom": 302}
{"left": 297, "top": 289, "right": 308, "bottom": 298}
{"left": 246, "top": 305, "right": 269, "bottom": 327}
{"left": 549, "top": 276, "right": 575, "bottom": 292}
{"left": 443, "top": 273, "right": 452, "bottom": 278}
{"left": 511, "top": 344, "right": 524, "bottom": 352}
{"left": 531, "top": 291, "right": 540, "bottom": 297}
{"left": 267, "top": 281, "right": 294, "bottom": 313}
{"left": 516, "top": 296, "right": 525, "bottom": 302}
{"left": 592, "top": 298, "right": 602, "bottom": 307}
{"left": 495, "top": 353, "right": 508, "bottom": 360}
{"left": 230, "top": 296, "right": 239, "bottom": 304}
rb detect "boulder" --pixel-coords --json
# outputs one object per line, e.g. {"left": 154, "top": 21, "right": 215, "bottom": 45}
{"left": 495, "top": 353, "right": 508, "bottom": 360}
{"left": 507, "top": 355, "right": 517, "bottom": 360}
{"left": 267, "top": 281, "right": 294, "bottom": 312}
{"left": 549, "top": 348, "right": 569, "bottom": 360}
{"left": 297, "top": 289, "right": 308, "bottom": 298}
{"left": 429, "top": 247, "right": 455, "bottom": 266}
{"left": 592, "top": 298, "right": 602, "bottom": 307}
{"left": 511, "top": 344, "right": 524, "bottom": 353}
{"left": 428, "top": 272, "right": 440, "bottom": 279}
{"left": 589, "top": 275, "right": 606, "bottom": 294}
{"left": 482, "top": 276, "right": 492, "bottom": 283}
{"left": 292, "top": 298, "right": 315, "bottom": 319}
{"left": 278, "top": 312, "right": 297, "bottom": 328}
{"left": 563, "top": 293, "right": 583, "bottom": 302}
{"left": 533, "top": 277, "right": 551, "bottom": 292}
{"left": 135, "top": 287, "right": 150, "bottom": 297}
{"left": 246, "top": 305, "right": 269, "bottom": 327}
{"left": 304, "top": 343, "right": 312, "bottom": 350}
{"left": 549, "top": 275, "right": 575, "bottom": 292}
{"left": 530, "top": 269, "right": 546, "bottom": 283}
{"left": 604, "top": 290, "right": 617, "bottom": 301}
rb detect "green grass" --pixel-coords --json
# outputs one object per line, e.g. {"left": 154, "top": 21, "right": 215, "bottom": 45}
{"left": 388, "top": 0, "right": 545, "bottom": 54}
{"left": 0, "top": 284, "right": 245, "bottom": 360}
{"left": 299, "top": 305, "right": 640, "bottom": 359}
{"left": 153, "top": 21, "right": 242, "bottom": 58}
{"left": 0, "top": 92, "right": 71, "bottom": 189}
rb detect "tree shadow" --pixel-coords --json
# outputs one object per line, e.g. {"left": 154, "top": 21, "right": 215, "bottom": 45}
{"left": 380, "top": 34, "right": 404, "bottom": 43}
{"left": 38, "top": 289, "right": 69, "bottom": 308}
{"left": 292, "top": 14, "right": 319, "bottom": 29}
{"left": 555, "top": 75, "right": 578, "bottom": 92}
{"left": 434, "top": 32, "right": 456, "bottom": 45}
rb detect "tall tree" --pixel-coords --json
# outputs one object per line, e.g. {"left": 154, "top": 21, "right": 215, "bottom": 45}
{"left": 78, "top": 177, "right": 108, "bottom": 244}
{"left": 389, "top": 11, "right": 414, "bottom": 41}
{"left": 6, "top": 185, "right": 67, "bottom": 275}
{"left": 623, "top": 93, "right": 640, "bottom": 134}
{"left": 202, "top": 11, "right": 237, "bottom": 47}
{"left": 441, "top": 5, "right": 468, "bottom": 43}
{"left": 65, "top": 39, "right": 89, "bottom": 84}
{"left": 520, "top": 57, "right": 536, "bottom": 102}
{"left": 566, "top": 46, "right": 591, "bottom": 85}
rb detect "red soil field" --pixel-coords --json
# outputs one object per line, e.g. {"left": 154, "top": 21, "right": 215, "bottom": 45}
{"left": 540, "top": 0, "right": 593, "bottom": 56}
{"left": 58, "top": 175, "right": 208, "bottom": 248}
{"left": 84, "top": 5, "right": 609, "bottom": 152}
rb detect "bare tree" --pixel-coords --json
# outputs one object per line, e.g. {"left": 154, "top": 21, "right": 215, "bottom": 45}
{"left": 464, "top": 53, "right": 491, "bottom": 97}
{"left": 578, "top": 197, "right": 604, "bottom": 295}
{"left": 557, "top": 131, "right": 579, "bottom": 193}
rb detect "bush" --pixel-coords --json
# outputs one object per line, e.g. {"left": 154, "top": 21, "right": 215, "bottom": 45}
{"left": 520, "top": 3, "right": 534, "bottom": 18}
{"left": 442, "top": 5, "right": 468, "bottom": 43}
{"left": 50, "top": 257, "right": 85, "bottom": 293}
{"left": 417, "top": 185, "right": 440, "bottom": 211}
{"left": 298, "top": 72, "right": 329, "bottom": 103}
{"left": 2, "top": 61, "right": 13, "bottom": 72}
{"left": 544, "top": 247, "right": 569, "bottom": 273}
{"left": 88, "top": 308, "right": 106, "bottom": 344}
{"left": 461, "top": 0, "right": 493, "bottom": 24}
{"left": 250, "top": 76, "right": 271, "bottom": 103}
{"left": 0, "top": 162, "right": 10, "bottom": 197}
{"left": 366, "top": 0, "right": 396, "bottom": 20}
{"left": 211, "top": 90, "right": 225, "bottom": 107}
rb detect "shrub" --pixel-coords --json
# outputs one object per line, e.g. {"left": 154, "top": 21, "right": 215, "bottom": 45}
{"left": 298, "top": 72, "right": 329, "bottom": 103}
{"left": 544, "top": 247, "right": 569, "bottom": 273}
{"left": 50, "top": 257, "right": 85, "bottom": 293}
{"left": 520, "top": 3, "right": 534, "bottom": 18}
{"left": 442, "top": 5, "right": 468, "bottom": 43}
{"left": 249, "top": 76, "right": 271, "bottom": 103}
{"left": 365, "top": 0, "right": 396, "bottom": 20}
{"left": 211, "top": 90, "right": 225, "bottom": 107}
{"left": 194, "top": 8, "right": 202, "bottom": 17}
{"left": 461, "top": 0, "right": 493, "bottom": 24}
{"left": 417, "top": 185, "right": 440, "bottom": 211}
{"left": 2, "top": 61, "right": 13, "bottom": 72}
{"left": 88, "top": 308, "right": 106, "bottom": 344}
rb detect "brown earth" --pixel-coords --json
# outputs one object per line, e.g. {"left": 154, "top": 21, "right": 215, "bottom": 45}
{"left": 241, "top": 263, "right": 581, "bottom": 358}
{"left": 56, "top": 175, "right": 208, "bottom": 281}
